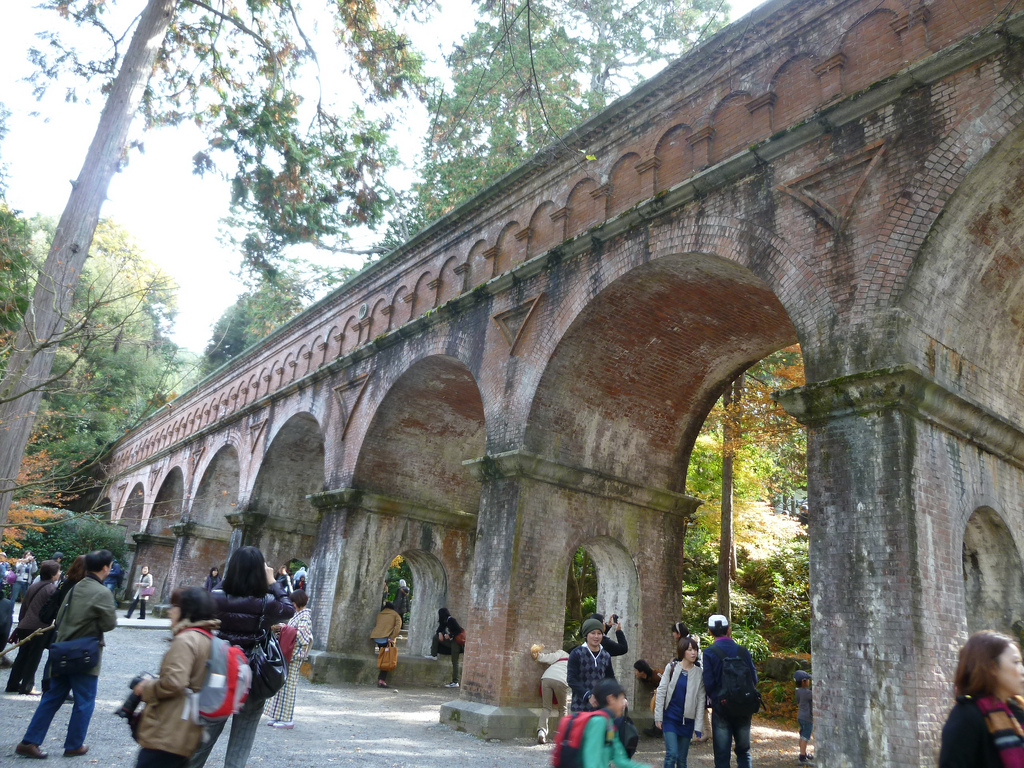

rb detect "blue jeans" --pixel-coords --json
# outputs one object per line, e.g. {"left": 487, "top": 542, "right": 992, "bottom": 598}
{"left": 712, "top": 710, "right": 752, "bottom": 768}
{"left": 22, "top": 672, "right": 98, "bottom": 750}
{"left": 11, "top": 580, "right": 28, "bottom": 603}
{"left": 664, "top": 729, "right": 693, "bottom": 768}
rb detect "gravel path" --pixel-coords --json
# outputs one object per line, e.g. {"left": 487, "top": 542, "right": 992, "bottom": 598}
{"left": 1, "top": 627, "right": 806, "bottom": 766}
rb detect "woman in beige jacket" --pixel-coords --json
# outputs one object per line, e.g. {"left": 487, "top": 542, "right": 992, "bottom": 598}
{"left": 369, "top": 601, "right": 403, "bottom": 688}
{"left": 133, "top": 587, "right": 219, "bottom": 768}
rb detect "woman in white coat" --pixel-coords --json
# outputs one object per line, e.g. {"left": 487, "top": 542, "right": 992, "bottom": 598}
{"left": 125, "top": 565, "right": 153, "bottom": 619}
{"left": 655, "top": 635, "right": 706, "bottom": 768}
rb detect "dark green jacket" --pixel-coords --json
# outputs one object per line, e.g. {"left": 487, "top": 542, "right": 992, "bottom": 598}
{"left": 54, "top": 574, "right": 118, "bottom": 675}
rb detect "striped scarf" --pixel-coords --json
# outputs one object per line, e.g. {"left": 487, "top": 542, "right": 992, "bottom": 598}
{"left": 976, "top": 695, "right": 1024, "bottom": 768}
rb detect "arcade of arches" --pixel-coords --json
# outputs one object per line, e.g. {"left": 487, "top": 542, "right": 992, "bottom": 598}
{"left": 100, "top": 1, "right": 1024, "bottom": 765}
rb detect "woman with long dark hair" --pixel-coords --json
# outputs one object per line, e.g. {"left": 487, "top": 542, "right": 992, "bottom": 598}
{"left": 187, "top": 546, "right": 294, "bottom": 768}
{"left": 940, "top": 630, "right": 1024, "bottom": 767}
{"left": 427, "top": 608, "right": 464, "bottom": 688}
{"left": 203, "top": 567, "right": 221, "bottom": 592}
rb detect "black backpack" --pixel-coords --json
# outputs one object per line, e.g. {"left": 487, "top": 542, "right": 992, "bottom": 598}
{"left": 706, "top": 643, "right": 762, "bottom": 718}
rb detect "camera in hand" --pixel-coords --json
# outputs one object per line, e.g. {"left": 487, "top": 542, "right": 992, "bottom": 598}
{"left": 609, "top": 614, "right": 619, "bottom": 625}
{"left": 115, "top": 672, "right": 154, "bottom": 720}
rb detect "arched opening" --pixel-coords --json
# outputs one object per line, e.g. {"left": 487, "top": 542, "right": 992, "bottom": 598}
{"left": 324, "top": 356, "right": 482, "bottom": 658}
{"left": 353, "top": 355, "right": 486, "bottom": 512}
{"left": 384, "top": 550, "right": 449, "bottom": 657}
{"left": 132, "top": 468, "right": 184, "bottom": 601}
{"left": 522, "top": 251, "right": 802, "bottom": 694}
{"left": 148, "top": 467, "right": 183, "bottom": 536}
{"left": 191, "top": 445, "right": 239, "bottom": 532}
{"left": 177, "top": 445, "right": 239, "bottom": 588}
{"left": 249, "top": 412, "right": 325, "bottom": 569}
{"left": 564, "top": 537, "right": 640, "bottom": 684}
{"left": 962, "top": 507, "right": 1024, "bottom": 639}
{"left": 900, "top": 120, "right": 1024, "bottom": 424}
{"left": 119, "top": 482, "right": 146, "bottom": 535}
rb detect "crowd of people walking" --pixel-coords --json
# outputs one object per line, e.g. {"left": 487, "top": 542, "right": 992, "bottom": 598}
{"left": 7, "top": 544, "right": 1022, "bottom": 768}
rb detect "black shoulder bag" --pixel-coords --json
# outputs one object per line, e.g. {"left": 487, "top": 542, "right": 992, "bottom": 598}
{"left": 48, "top": 584, "right": 101, "bottom": 676}
{"left": 247, "top": 594, "right": 287, "bottom": 699}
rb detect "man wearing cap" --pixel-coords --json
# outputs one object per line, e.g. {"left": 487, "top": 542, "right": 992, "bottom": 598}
{"left": 702, "top": 614, "right": 757, "bottom": 768}
{"left": 567, "top": 616, "right": 616, "bottom": 712}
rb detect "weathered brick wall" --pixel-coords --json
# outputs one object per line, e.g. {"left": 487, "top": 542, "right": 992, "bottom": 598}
{"left": 93, "top": 0, "right": 1024, "bottom": 761}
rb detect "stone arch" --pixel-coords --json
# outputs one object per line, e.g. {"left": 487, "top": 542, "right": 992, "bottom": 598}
{"left": 352, "top": 355, "right": 486, "bottom": 514}
{"left": 412, "top": 271, "right": 434, "bottom": 317}
{"left": 710, "top": 92, "right": 754, "bottom": 164}
{"left": 119, "top": 482, "right": 146, "bottom": 532}
{"left": 570, "top": 535, "right": 641, "bottom": 686}
{"left": 494, "top": 221, "right": 523, "bottom": 276}
{"left": 771, "top": 55, "right": 821, "bottom": 129}
{"left": 393, "top": 549, "right": 449, "bottom": 657}
{"left": 248, "top": 412, "right": 325, "bottom": 569}
{"left": 527, "top": 201, "right": 560, "bottom": 257}
{"left": 565, "top": 178, "right": 603, "bottom": 239}
{"left": 369, "top": 297, "right": 389, "bottom": 339}
{"left": 295, "top": 344, "right": 310, "bottom": 378}
{"left": 390, "top": 287, "right": 411, "bottom": 328}
{"left": 961, "top": 507, "right": 1024, "bottom": 638}
{"left": 323, "top": 327, "right": 341, "bottom": 363}
{"left": 341, "top": 316, "right": 360, "bottom": 355}
{"left": 281, "top": 352, "right": 296, "bottom": 385}
{"left": 523, "top": 251, "right": 805, "bottom": 488}
{"left": 190, "top": 444, "right": 239, "bottom": 532}
{"left": 896, "top": 114, "right": 1024, "bottom": 423}
{"left": 608, "top": 153, "right": 642, "bottom": 217}
{"left": 467, "top": 239, "right": 491, "bottom": 288}
{"left": 840, "top": 9, "right": 904, "bottom": 94}
{"left": 147, "top": 466, "right": 184, "bottom": 536}
{"left": 437, "top": 257, "right": 462, "bottom": 306}
{"left": 655, "top": 124, "right": 693, "bottom": 193}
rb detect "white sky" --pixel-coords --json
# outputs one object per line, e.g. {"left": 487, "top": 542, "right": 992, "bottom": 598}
{"left": 1, "top": 0, "right": 764, "bottom": 353}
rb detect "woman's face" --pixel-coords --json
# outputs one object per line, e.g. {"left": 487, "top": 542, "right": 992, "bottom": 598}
{"left": 142, "top": 566, "right": 149, "bottom": 574}
{"left": 212, "top": 569, "right": 218, "bottom": 577}
{"left": 684, "top": 644, "right": 699, "bottom": 663}
{"left": 994, "top": 644, "right": 1024, "bottom": 700}
{"left": 168, "top": 605, "right": 181, "bottom": 625}
{"left": 672, "top": 631, "right": 682, "bottom": 643}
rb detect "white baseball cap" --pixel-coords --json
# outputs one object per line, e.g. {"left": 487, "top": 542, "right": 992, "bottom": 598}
{"left": 708, "top": 614, "right": 730, "bottom": 630}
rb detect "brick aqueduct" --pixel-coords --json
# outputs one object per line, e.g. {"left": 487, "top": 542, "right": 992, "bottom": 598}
{"left": 99, "top": 0, "right": 1024, "bottom": 763}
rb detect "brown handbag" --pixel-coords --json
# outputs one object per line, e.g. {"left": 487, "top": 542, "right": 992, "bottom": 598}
{"left": 377, "top": 641, "right": 398, "bottom": 671}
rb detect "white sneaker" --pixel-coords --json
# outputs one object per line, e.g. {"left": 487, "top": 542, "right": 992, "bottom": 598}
{"left": 445, "top": 681, "right": 460, "bottom": 688}
{"left": 423, "top": 654, "right": 437, "bottom": 660}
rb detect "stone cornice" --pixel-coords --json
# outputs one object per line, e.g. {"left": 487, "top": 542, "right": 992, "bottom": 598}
{"left": 463, "top": 449, "right": 701, "bottom": 516}
{"left": 308, "top": 488, "right": 478, "bottom": 532}
{"left": 775, "top": 366, "right": 1024, "bottom": 470}
{"left": 132, "top": 532, "right": 176, "bottom": 548}
{"left": 170, "top": 521, "right": 231, "bottom": 542}
{"left": 226, "top": 510, "right": 319, "bottom": 538}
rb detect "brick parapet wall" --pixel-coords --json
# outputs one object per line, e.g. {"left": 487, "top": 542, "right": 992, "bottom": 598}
{"left": 107, "top": 0, "right": 1023, "bottom": 475}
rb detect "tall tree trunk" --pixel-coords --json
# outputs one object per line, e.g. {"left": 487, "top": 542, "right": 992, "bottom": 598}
{"left": 0, "top": 0, "right": 179, "bottom": 528}
{"left": 717, "top": 377, "right": 742, "bottom": 620}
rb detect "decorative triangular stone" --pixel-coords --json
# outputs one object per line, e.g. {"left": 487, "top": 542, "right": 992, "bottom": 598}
{"left": 777, "top": 137, "right": 890, "bottom": 232}
{"left": 492, "top": 293, "right": 545, "bottom": 356}
{"left": 334, "top": 373, "right": 371, "bottom": 439}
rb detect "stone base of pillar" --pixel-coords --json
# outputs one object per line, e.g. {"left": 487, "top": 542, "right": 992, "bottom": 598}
{"left": 307, "top": 651, "right": 452, "bottom": 688}
{"left": 439, "top": 700, "right": 655, "bottom": 741}
{"left": 439, "top": 701, "right": 542, "bottom": 740}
